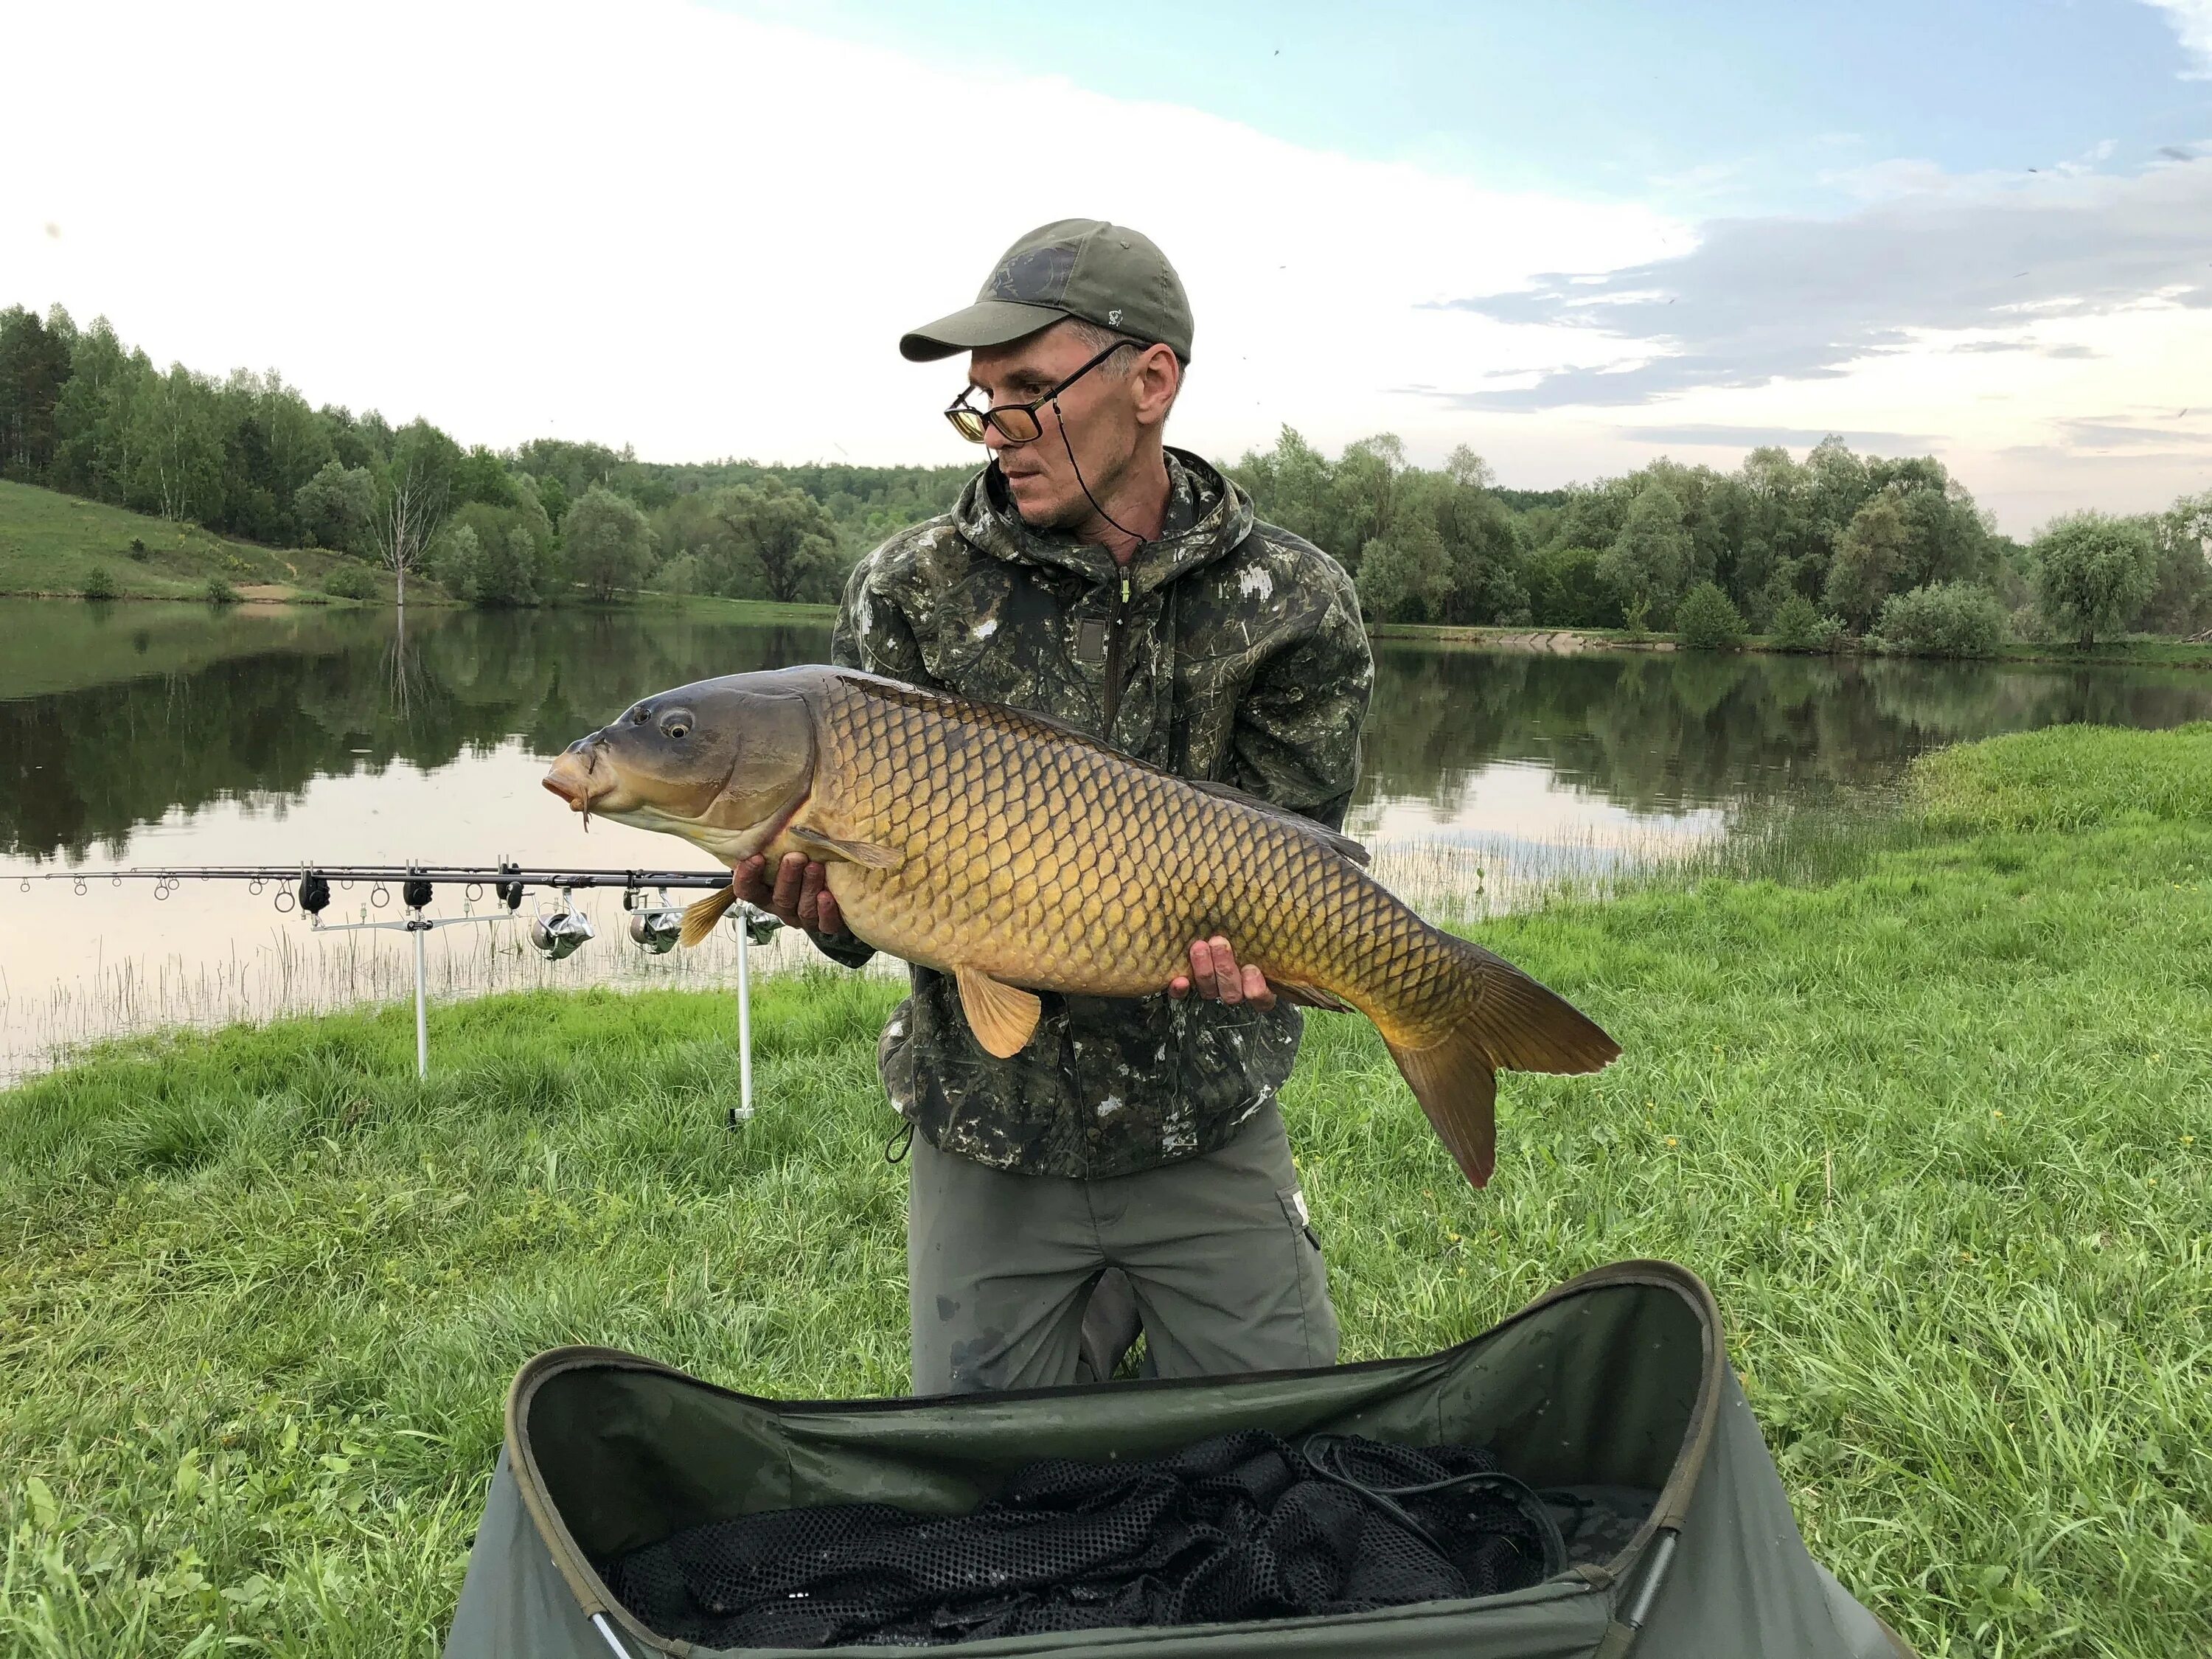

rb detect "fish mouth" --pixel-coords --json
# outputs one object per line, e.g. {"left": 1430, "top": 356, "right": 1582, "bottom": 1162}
{"left": 542, "top": 751, "right": 607, "bottom": 820}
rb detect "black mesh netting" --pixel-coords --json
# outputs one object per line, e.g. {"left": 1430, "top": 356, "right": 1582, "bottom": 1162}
{"left": 600, "top": 1430, "right": 1568, "bottom": 1649}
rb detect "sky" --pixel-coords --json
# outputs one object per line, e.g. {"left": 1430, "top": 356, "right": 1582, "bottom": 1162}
{"left": 6, "top": 0, "right": 2211, "bottom": 534}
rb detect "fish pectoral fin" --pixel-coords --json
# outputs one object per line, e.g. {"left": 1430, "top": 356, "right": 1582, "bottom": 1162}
{"left": 955, "top": 965, "right": 1042, "bottom": 1060}
{"left": 679, "top": 885, "right": 737, "bottom": 948}
{"left": 1272, "top": 978, "right": 1357, "bottom": 1014}
{"left": 787, "top": 827, "right": 902, "bottom": 869}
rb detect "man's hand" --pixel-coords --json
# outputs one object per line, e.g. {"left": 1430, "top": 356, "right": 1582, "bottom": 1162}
{"left": 734, "top": 852, "right": 846, "bottom": 936}
{"left": 1168, "top": 936, "right": 1276, "bottom": 1009}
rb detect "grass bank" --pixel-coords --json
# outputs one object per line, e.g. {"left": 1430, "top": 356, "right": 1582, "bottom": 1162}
{"left": 0, "top": 481, "right": 402, "bottom": 603}
{"left": 4, "top": 726, "right": 2208, "bottom": 1658}
{"left": 1370, "top": 617, "right": 2212, "bottom": 668}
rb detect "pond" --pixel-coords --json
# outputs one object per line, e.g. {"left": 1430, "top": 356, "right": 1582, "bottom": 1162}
{"left": 5, "top": 597, "right": 2211, "bottom": 1074}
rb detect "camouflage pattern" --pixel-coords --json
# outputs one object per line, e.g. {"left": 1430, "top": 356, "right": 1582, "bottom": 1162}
{"left": 824, "top": 448, "right": 1373, "bottom": 1178}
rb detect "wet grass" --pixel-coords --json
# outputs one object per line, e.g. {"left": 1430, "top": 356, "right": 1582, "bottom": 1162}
{"left": 4, "top": 726, "right": 2209, "bottom": 1657}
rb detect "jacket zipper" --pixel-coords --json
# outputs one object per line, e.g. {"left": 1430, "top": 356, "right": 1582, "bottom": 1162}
{"left": 1099, "top": 567, "right": 1131, "bottom": 735}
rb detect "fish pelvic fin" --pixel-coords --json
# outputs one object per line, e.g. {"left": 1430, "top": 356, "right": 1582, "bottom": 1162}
{"left": 788, "top": 826, "right": 902, "bottom": 869}
{"left": 679, "top": 884, "right": 738, "bottom": 949}
{"left": 1385, "top": 953, "right": 1621, "bottom": 1189}
{"left": 955, "top": 965, "right": 1043, "bottom": 1060}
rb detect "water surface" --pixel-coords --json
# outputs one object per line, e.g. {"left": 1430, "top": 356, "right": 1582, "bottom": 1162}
{"left": 6, "top": 599, "right": 2209, "bottom": 1072}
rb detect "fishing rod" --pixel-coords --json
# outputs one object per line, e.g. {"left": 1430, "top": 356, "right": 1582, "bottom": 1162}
{"left": 13, "top": 860, "right": 781, "bottom": 1110}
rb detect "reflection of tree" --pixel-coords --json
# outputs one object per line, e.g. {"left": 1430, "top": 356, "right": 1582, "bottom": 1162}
{"left": 9, "top": 616, "right": 2212, "bottom": 863}
{"left": 0, "top": 611, "right": 835, "bottom": 860}
{"left": 1352, "top": 646, "right": 2212, "bottom": 821}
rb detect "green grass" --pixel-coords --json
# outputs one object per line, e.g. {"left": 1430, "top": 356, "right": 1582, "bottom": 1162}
{"left": 4, "top": 727, "right": 2209, "bottom": 1657}
{"left": 0, "top": 481, "right": 402, "bottom": 603}
{"left": 649, "top": 592, "right": 839, "bottom": 622}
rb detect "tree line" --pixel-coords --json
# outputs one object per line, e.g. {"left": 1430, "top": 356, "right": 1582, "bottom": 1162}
{"left": 0, "top": 304, "right": 967, "bottom": 608}
{"left": 4, "top": 300, "right": 2205, "bottom": 647}
{"left": 1229, "top": 429, "right": 2211, "bottom": 651}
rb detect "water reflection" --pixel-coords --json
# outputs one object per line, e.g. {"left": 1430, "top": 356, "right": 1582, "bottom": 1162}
{"left": 5, "top": 598, "right": 2211, "bottom": 1071}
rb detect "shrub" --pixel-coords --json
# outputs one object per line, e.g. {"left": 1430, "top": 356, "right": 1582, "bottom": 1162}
{"left": 203, "top": 575, "right": 240, "bottom": 605}
{"left": 1873, "top": 582, "right": 2007, "bottom": 658}
{"left": 1673, "top": 580, "right": 1746, "bottom": 650}
{"left": 1770, "top": 594, "right": 1846, "bottom": 653}
{"left": 128, "top": 537, "right": 147, "bottom": 560}
{"left": 321, "top": 563, "right": 377, "bottom": 601}
{"left": 82, "top": 566, "right": 118, "bottom": 601}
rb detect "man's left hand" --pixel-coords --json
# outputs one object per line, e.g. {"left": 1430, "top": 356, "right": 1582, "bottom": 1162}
{"left": 1168, "top": 936, "right": 1276, "bottom": 1009}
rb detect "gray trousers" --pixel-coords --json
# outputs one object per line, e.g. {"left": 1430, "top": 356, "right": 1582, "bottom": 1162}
{"left": 906, "top": 1100, "right": 1340, "bottom": 1394}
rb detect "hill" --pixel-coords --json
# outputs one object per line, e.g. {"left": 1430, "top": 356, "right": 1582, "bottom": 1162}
{"left": 0, "top": 481, "right": 403, "bottom": 602}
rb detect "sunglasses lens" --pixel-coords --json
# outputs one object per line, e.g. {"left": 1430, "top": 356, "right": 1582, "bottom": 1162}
{"left": 947, "top": 408, "right": 989, "bottom": 443}
{"left": 992, "top": 408, "right": 1043, "bottom": 444}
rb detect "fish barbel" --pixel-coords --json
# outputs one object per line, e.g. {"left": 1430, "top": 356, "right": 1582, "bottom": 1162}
{"left": 543, "top": 666, "right": 1618, "bottom": 1187}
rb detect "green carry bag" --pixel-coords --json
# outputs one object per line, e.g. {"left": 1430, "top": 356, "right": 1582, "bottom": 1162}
{"left": 444, "top": 1259, "right": 1912, "bottom": 1658}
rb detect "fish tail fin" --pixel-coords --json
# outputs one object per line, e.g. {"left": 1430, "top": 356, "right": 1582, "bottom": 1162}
{"left": 1384, "top": 953, "right": 1619, "bottom": 1189}
{"left": 680, "top": 885, "right": 737, "bottom": 948}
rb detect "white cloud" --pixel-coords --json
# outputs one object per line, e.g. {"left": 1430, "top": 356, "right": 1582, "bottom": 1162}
{"left": 0, "top": 0, "right": 1674, "bottom": 476}
{"left": 1, "top": 0, "right": 2202, "bottom": 535}
{"left": 2143, "top": 0, "right": 2212, "bottom": 77}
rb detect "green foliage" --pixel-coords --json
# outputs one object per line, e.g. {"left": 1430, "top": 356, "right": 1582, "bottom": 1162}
{"left": 2031, "top": 512, "right": 2158, "bottom": 649}
{"left": 1822, "top": 493, "right": 1910, "bottom": 631}
{"left": 201, "top": 574, "right": 239, "bottom": 605}
{"left": 686, "top": 479, "right": 844, "bottom": 604}
{"left": 127, "top": 536, "right": 146, "bottom": 559}
{"left": 321, "top": 563, "right": 377, "bottom": 602}
{"left": 4, "top": 727, "right": 2210, "bottom": 1658}
{"left": 80, "top": 564, "right": 116, "bottom": 601}
{"left": 2140, "top": 490, "right": 2212, "bottom": 634}
{"left": 1522, "top": 544, "right": 1616, "bottom": 629}
{"left": 1355, "top": 520, "right": 1451, "bottom": 623}
{"left": 1599, "top": 484, "right": 1693, "bottom": 625}
{"left": 1872, "top": 581, "right": 2007, "bottom": 658}
{"left": 561, "top": 484, "right": 654, "bottom": 602}
{"left": 1672, "top": 580, "right": 1745, "bottom": 650}
{"left": 293, "top": 459, "right": 376, "bottom": 553}
{"left": 1767, "top": 594, "right": 1844, "bottom": 653}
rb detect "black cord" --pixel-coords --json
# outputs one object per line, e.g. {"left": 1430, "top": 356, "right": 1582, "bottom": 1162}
{"left": 1051, "top": 398, "right": 1151, "bottom": 557}
{"left": 1298, "top": 1433, "right": 1568, "bottom": 1578}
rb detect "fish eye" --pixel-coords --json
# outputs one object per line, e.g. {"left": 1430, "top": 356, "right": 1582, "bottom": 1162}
{"left": 658, "top": 709, "right": 694, "bottom": 740}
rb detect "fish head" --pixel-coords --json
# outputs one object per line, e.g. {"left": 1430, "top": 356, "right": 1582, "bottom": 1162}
{"left": 543, "top": 674, "right": 816, "bottom": 860}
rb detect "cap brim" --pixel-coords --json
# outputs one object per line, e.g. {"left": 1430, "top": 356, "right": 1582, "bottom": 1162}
{"left": 900, "top": 299, "right": 1071, "bottom": 362}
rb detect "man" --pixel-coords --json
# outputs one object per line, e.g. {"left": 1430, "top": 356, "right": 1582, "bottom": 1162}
{"left": 733, "top": 219, "right": 1374, "bottom": 1394}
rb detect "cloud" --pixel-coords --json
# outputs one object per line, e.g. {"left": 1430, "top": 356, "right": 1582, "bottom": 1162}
{"left": 1427, "top": 157, "right": 2212, "bottom": 411}
{"left": 2142, "top": 0, "right": 2212, "bottom": 77}
{"left": 0, "top": 0, "right": 1675, "bottom": 473}
{"left": 1613, "top": 424, "right": 1935, "bottom": 451}
{"left": 2050, "top": 417, "right": 2212, "bottom": 450}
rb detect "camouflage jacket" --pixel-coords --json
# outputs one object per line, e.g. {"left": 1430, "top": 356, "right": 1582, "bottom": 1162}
{"left": 822, "top": 448, "right": 1372, "bottom": 1178}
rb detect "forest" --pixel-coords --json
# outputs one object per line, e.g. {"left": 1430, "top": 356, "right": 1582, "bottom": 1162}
{"left": 4, "top": 302, "right": 2206, "bottom": 650}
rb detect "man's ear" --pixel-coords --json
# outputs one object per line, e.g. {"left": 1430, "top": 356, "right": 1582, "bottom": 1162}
{"left": 1132, "top": 344, "right": 1181, "bottom": 428}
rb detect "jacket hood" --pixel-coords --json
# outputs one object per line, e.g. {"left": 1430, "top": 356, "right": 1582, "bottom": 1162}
{"left": 952, "top": 447, "right": 1256, "bottom": 597}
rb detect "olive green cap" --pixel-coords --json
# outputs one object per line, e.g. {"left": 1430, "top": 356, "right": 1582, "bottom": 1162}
{"left": 900, "top": 218, "right": 1193, "bottom": 364}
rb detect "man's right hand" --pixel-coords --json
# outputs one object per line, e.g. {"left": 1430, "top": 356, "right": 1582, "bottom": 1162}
{"left": 734, "top": 851, "right": 846, "bottom": 937}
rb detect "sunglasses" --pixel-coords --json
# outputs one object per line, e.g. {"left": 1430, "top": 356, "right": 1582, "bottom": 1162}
{"left": 943, "top": 341, "right": 1138, "bottom": 445}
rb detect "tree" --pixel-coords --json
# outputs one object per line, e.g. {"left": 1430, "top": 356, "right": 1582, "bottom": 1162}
{"left": 0, "top": 305, "right": 75, "bottom": 476}
{"left": 1598, "top": 484, "right": 1691, "bottom": 627}
{"left": 1524, "top": 544, "right": 1615, "bottom": 628}
{"left": 1823, "top": 493, "right": 1910, "bottom": 632}
{"left": 293, "top": 459, "right": 377, "bottom": 552}
{"left": 2141, "top": 490, "right": 2212, "bottom": 633}
{"left": 1355, "top": 521, "right": 1451, "bottom": 622}
{"left": 2031, "top": 512, "right": 2157, "bottom": 648}
{"left": 1769, "top": 594, "right": 1843, "bottom": 653}
{"left": 126, "top": 365, "right": 225, "bottom": 524}
{"left": 563, "top": 484, "right": 654, "bottom": 601}
{"left": 364, "top": 420, "right": 461, "bottom": 608}
{"left": 1874, "top": 582, "right": 2007, "bottom": 657}
{"left": 1673, "top": 581, "right": 1746, "bottom": 650}
{"left": 705, "top": 479, "right": 841, "bottom": 602}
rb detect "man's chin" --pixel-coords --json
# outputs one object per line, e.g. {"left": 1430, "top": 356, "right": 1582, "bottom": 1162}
{"left": 1003, "top": 476, "right": 1081, "bottom": 529}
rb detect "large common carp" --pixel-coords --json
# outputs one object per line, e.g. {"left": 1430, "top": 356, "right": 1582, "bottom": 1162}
{"left": 543, "top": 667, "right": 1618, "bottom": 1187}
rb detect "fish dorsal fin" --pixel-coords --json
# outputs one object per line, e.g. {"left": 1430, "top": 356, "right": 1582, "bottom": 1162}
{"left": 788, "top": 826, "right": 902, "bottom": 869}
{"left": 1181, "top": 779, "right": 1371, "bottom": 866}
{"left": 680, "top": 885, "right": 737, "bottom": 949}
{"left": 955, "top": 965, "right": 1042, "bottom": 1059}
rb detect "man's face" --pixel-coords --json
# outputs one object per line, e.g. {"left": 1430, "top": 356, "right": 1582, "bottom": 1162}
{"left": 967, "top": 323, "right": 1145, "bottom": 530}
